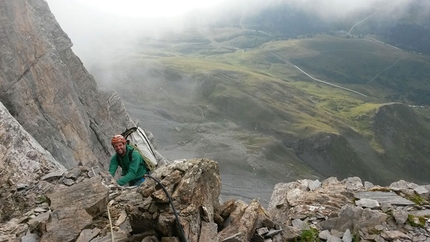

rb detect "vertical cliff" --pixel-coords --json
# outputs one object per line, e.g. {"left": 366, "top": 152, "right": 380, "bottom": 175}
{"left": 0, "top": 0, "right": 134, "bottom": 168}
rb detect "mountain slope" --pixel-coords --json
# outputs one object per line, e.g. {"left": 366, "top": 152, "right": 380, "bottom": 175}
{"left": 90, "top": 29, "right": 430, "bottom": 192}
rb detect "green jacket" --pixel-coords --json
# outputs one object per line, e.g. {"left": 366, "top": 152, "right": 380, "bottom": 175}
{"left": 109, "top": 145, "right": 147, "bottom": 186}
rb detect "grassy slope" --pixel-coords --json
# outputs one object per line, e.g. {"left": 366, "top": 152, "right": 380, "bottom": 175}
{"left": 92, "top": 31, "right": 430, "bottom": 185}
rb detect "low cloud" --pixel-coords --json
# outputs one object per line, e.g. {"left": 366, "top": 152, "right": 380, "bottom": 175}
{"left": 45, "top": 0, "right": 427, "bottom": 69}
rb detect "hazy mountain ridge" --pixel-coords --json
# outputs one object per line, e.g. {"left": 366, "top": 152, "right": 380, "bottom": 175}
{"left": 210, "top": 0, "right": 430, "bottom": 54}
{"left": 91, "top": 25, "right": 430, "bottom": 189}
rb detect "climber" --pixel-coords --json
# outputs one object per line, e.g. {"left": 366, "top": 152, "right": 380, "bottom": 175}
{"left": 109, "top": 134, "right": 147, "bottom": 186}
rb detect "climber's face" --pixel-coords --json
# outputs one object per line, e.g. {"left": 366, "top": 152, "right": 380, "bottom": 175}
{"left": 113, "top": 142, "right": 126, "bottom": 156}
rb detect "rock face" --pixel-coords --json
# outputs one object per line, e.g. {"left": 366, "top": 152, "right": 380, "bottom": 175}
{"left": 0, "top": 159, "right": 281, "bottom": 242}
{"left": 0, "top": 101, "right": 65, "bottom": 222}
{"left": 128, "top": 159, "right": 221, "bottom": 240}
{"left": 3, "top": 1, "right": 430, "bottom": 242}
{"left": 3, "top": 160, "right": 430, "bottom": 242}
{"left": 268, "top": 177, "right": 430, "bottom": 242}
{"left": 42, "top": 176, "right": 109, "bottom": 242}
{"left": 0, "top": 0, "right": 135, "bottom": 169}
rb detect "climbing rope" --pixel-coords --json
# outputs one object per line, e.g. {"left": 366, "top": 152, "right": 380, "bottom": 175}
{"left": 144, "top": 174, "right": 188, "bottom": 242}
{"left": 107, "top": 205, "right": 115, "bottom": 242}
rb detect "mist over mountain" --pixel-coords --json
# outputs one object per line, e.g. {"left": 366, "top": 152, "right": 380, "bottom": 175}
{"left": 44, "top": 0, "right": 430, "bottom": 203}
{"left": 46, "top": 0, "right": 430, "bottom": 68}
{"left": 6, "top": 1, "right": 430, "bottom": 241}
{"left": 209, "top": 0, "right": 430, "bottom": 54}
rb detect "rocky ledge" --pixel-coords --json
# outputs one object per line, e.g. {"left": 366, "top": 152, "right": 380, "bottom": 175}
{"left": 1, "top": 158, "right": 430, "bottom": 242}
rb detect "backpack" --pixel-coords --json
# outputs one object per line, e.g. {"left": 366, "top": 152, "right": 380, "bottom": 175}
{"left": 121, "top": 127, "right": 158, "bottom": 172}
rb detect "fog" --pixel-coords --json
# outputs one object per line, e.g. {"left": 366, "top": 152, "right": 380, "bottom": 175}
{"left": 45, "top": 0, "right": 190, "bottom": 67}
{"left": 45, "top": 0, "right": 428, "bottom": 69}
{"left": 43, "top": 0, "right": 430, "bottom": 205}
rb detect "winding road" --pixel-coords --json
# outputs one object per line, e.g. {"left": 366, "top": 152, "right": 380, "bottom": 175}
{"left": 294, "top": 65, "right": 368, "bottom": 97}
{"left": 348, "top": 8, "right": 380, "bottom": 35}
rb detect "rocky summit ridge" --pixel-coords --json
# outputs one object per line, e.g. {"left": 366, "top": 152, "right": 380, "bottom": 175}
{"left": 2, "top": 157, "right": 430, "bottom": 242}
{"left": 3, "top": 95, "right": 430, "bottom": 241}
{"left": 2, "top": 100, "right": 430, "bottom": 240}
{"left": 2, "top": 1, "right": 430, "bottom": 242}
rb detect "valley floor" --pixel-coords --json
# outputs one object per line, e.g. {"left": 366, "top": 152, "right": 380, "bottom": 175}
{"left": 125, "top": 102, "right": 295, "bottom": 208}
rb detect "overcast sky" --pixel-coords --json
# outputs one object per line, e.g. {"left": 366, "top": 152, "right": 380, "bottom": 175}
{"left": 47, "top": 0, "right": 226, "bottom": 18}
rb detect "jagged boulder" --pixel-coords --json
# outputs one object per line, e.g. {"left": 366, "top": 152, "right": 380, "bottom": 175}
{"left": 41, "top": 176, "right": 109, "bottom": 242}
{"left": 319, "top": 204, "right": 388, "bottom": 231}
{"left": 124, "top": 158, "right": 221, "bottom": 241}
{"left": 217, "top": 200, "right": 280, "bottom": 242}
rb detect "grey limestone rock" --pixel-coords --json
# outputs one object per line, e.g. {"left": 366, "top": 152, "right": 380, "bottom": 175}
{"left": 392, "top": 209, "right": 408, "bottom": 226}
{"left": 355, "top": 198, "right": 380, "bottom": 208}
{"left": 0, "top": 0, "right": 136, "bottom": 169}
{"left": 354, "top": 191, "right": 415, "bottom": 205}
